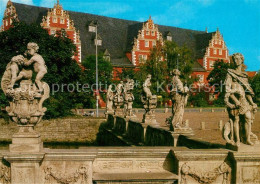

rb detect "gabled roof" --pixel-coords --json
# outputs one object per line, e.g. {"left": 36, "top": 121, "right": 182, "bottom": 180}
{"left": 11, "top": 2, "right": 213, "bottom": 68}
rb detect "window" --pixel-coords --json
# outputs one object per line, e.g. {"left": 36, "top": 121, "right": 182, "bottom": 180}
{"left": 219, "top": 49, "right": 222, "bottom": 55}
{"left": 167, "top": 36, "right": 172, "bottom": 41}
{"left": 95, "top": 39, "right": 102, "bottom": 46}
{"left": 53, "top": 17, "right": 57, "bottom": 23}
{"left": 219, "top": 40, "right": 221, "bottom": 45}
{"left": 5, "top": 20, "right": 8, "bottom": 26}
{"left": 143, "top": 55, "right": 147, "bottom": 61}
{"left": 209, "top": 61, "right": 214, "bottom": 68}
{"left": 146, "top": 31, "right": 150, "bottom": 35}
{"left": 152, "top": 41, "right": 156, "bottom": 47}
{"left": 151, "top": 31, "right": 155, "bottom": 36}
{"left": 60, "top": 18, "right": 64, "bottom": 24}
{"left": 145, "top": 41, "right": 149, "bottom": 47}
{"left": 213, "top": 49, "right": 217, "bottom": 54}
{"left": 139, "top": 55, "right": 143, "bottom": 63}
{"left": 88, "top": 26, "right": 96, "bottom": 32}
{"left": 103, "top": 55, "right": 110, "bottom": 62}
{"left": 197, "top": 75, "right": 204, "bottom": 82}
{"left": 51, "top": 30, "right": 56, "bottom": 35}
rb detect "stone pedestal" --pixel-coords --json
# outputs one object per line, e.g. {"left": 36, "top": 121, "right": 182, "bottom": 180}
{"left": 142, "top": 114, "right": 158, "bottom": 126}
{"left": 4, "top": 153, "right": 44, "bottom": 184}
{"left": 9, "top": 125, "right": 43, "bottom": 153}
{"left": 171, "top": 128, "right": 194, "bottom": 147}
{"left": 230, "top": 144, "right": 260, "bottom": 183}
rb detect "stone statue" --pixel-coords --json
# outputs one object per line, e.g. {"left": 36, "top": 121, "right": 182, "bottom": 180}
{"left": 1, "top": 42, "right": 49, "bottom": 153}
{"left": 1, "top": 43, "right": 49, "bottom": 126}
{"left": 24, "top": 42, "right": 48, "bottom": 92}
{"left": 106, "top": 84, "right": 114, "bottom": 114}
{"left": 141, "top": 74, "right": 157, "bottom": 124}
{"left": 113, "top": 81, "right": 124, "bottom": 116}
{"left": 123, "top": 78, "right": 135, "bottom": 118}
{"left": 223, "top": 53, "right": 258, "bottom": 146}
{"left": 166, "top": 69, "right": 189, "bottom": 130}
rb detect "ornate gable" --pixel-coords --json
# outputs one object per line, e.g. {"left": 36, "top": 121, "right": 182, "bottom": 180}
{"left": 131, "top": 16, "right": 163, "bottom": 66}
{"left": 1, "top": 0, "right": 18, "bottom": 32}
{"left": 203, "top": 29, "right": 229, "bottom": 70}
{"left": 41, "top": 0, "right": 81, "bottom": 63}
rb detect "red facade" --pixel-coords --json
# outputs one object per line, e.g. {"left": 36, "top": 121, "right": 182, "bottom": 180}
{"left": 0, "top": 0, "right": 18, "bottom": 31}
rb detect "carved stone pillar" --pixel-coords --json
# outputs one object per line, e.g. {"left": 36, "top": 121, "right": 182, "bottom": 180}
{"left": 4, "top": 153, "right": 44, "bottom": 184}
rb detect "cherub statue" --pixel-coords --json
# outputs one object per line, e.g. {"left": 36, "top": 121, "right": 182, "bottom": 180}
{"left": 24, "top": 42, "right": 47, "bottom": 92}
{"left": 1, "top": 55, "right": 32, "bottom": 94}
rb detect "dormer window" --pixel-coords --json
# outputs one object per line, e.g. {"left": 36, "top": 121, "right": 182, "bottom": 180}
{"left": 166, "top": 32, "right": 172, "bottom": 41}
{"left": 103, "top": 49, "right": 110, "bottom": 61}
{"left": 53, "top": 17, "right": 57, "bottom": 23}
{"left": 89, "top": 26, "right": 96, "bottom": 32}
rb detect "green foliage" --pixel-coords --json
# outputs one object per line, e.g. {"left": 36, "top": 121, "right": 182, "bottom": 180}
{"left": 81, "top": 54, "right": 113, "bottom": 108}
{"left": 207, "top": 60, "right": 235, "bottom": 106}
{"left": 0, "top": 21, "right": 82, "bottom": 119}
{"left": 188, "top": 91, "right": 208, "bottom": 107}
{"left": 251, "top": 71, "right": 260, "bottom": 105}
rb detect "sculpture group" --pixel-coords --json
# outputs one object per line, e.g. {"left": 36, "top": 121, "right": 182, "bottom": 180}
{"left": 223, "top": 53, "right": 258, "bottom": 146}
{"left": 1, "top": 42, "right": 49, "bottom": 126}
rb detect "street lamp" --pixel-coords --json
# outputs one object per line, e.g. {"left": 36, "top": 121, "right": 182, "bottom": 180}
{"left": 89, "top": 21, "right": 100, "bottom": 117}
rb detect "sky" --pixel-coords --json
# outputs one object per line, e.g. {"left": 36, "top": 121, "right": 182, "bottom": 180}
{"left": 0, "top": 0, "right": 260, "bottom": 71}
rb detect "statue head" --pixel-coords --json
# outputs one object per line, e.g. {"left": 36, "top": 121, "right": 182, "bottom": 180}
{"left": 27, "top": 42, "right": 39, "bottom": 56}
{"left": 172, "top": 69, "right": 181, "bottom": 76}
{"left": 147, "top": 74, "right": 152, "bottom": 79}
{"left": 232, "top": 53, "right": 244, "bottom": 66}
{"left": 11, "top": 55, "right": 24, "bottom": 65}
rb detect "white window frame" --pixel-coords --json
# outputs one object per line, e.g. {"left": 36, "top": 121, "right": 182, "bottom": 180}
{"left": 146, "top": 31, "right": 150, "bottom": 35}
{"left": 143, "top": 55, "right": 147, "bottom": 61}
{"left": 197, "top": 74, "right": 204, "bottom": 83}
{"left": 219, "top": 49, "right": 222, "bottom": 55}
{"left": 151, "top": 31, "right": 155, "bottom": 36}
{"left": 152, "top": 41, "right": 156, "bottom": 47}
{"left": 53, "top": 17, "right": 57, "bottom": 23}
{"left": 167, "top": 36, "right": 172, "bottom": 41}
{"left": 145, "top": 41, "right": 149, "bottom": 47}
{"left": 89, "top": 26, "right": 96, "bottom": 32}
{"left": 51, "top": 30, "right": 56, "bottom": 35}
{"left": 213, "top": 49, "right": 217, "bottom": 54}
{"left": 209, "top": 60, "right": 214, "bottom": 68}
{"left": 60, "top": 18, "right": 64, "bottom": 24}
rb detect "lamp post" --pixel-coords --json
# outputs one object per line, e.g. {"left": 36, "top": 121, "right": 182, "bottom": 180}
{"left": 89, "top": 21, "right": 99, "bottom": 117}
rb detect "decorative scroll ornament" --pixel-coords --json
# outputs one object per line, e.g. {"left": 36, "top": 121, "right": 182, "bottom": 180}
{"left": 44, "top": 165, "right": 88, "bottom": 184}
{"left": 180, "top": 162, "right": 231, "bottom": 184}
{"left": 0, "top": 165, "right": 11, "bottom": 184}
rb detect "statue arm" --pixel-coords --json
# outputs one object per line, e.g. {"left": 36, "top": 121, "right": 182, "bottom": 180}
{"left": 224, "top": 74, "right": 235, "bottom": 108}
{"left": 9, "top": 64, "right": 18, "bottom": 88}
{"left": 246, "top": 94, "right": 257, "bottom": 109}
{"left": 24, "top": 57, "right": 35, "bottom": 66}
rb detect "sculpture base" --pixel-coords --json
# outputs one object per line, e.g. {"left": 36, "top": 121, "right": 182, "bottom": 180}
{"left": 114, "top": 109, "right": 124, "bottom": 116}
{"left": 9, "top": 125, "right": 43, "bottom": 153}
{"left": 226, "top": 142, "right": 260, "bottom": 152}
{"left": 142, "top": 113, "right": 158, "bottom": 126}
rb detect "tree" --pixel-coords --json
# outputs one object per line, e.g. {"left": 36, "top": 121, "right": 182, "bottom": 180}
{"left": 207, "top": 59, "right": 235, "bottom": 106}
{"left": 0, "top": 21, "right": 82, "bottom": 119}
{"left": 251, "top": 71, "right": 260, "bottom": 105}
{"left": 81, "top": 54, "right": 113, "bottom": 108}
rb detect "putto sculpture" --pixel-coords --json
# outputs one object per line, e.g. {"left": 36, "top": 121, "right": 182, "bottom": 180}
{"left": 105, "top": 84, "right": 114, "bottom": 115}
{"left": 223, "top": 53, "right": 258, "bottom": 147}
{"left": 123, "top": 78, "right": 135, "bottom": 118}
{"left": 166, "top": 69, "right": 190, "bottom": 131}
{"left": 1, "top": 43, "right": 49, "bottom": 126}
{"left": 141, "top": 74, "right": 157, "bottom": 124}
{"left": 113, "top": 81, "right": 124, "bottom": 116}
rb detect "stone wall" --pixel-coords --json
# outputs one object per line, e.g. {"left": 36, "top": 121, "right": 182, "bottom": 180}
{"left": 0, "top": 118, "right": 105, "bottom": 144}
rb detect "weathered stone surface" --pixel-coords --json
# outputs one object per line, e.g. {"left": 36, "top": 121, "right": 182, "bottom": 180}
{"left": 0, "top": 118, "right": 105, "bottom": 143}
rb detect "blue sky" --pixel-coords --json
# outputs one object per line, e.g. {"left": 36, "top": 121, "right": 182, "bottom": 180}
{"left": 1, "top": 0, "right": 260, "bottom": 71}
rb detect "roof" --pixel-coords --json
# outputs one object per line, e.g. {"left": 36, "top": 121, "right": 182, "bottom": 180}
{"left": 192, "top": 61, "right": 206, "bottom": 72}
{"left": 247, "top": 71, "right": 257, "bottom": 78}
{"left": 12, "top": 2, "right": 212, "bottom": 68}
